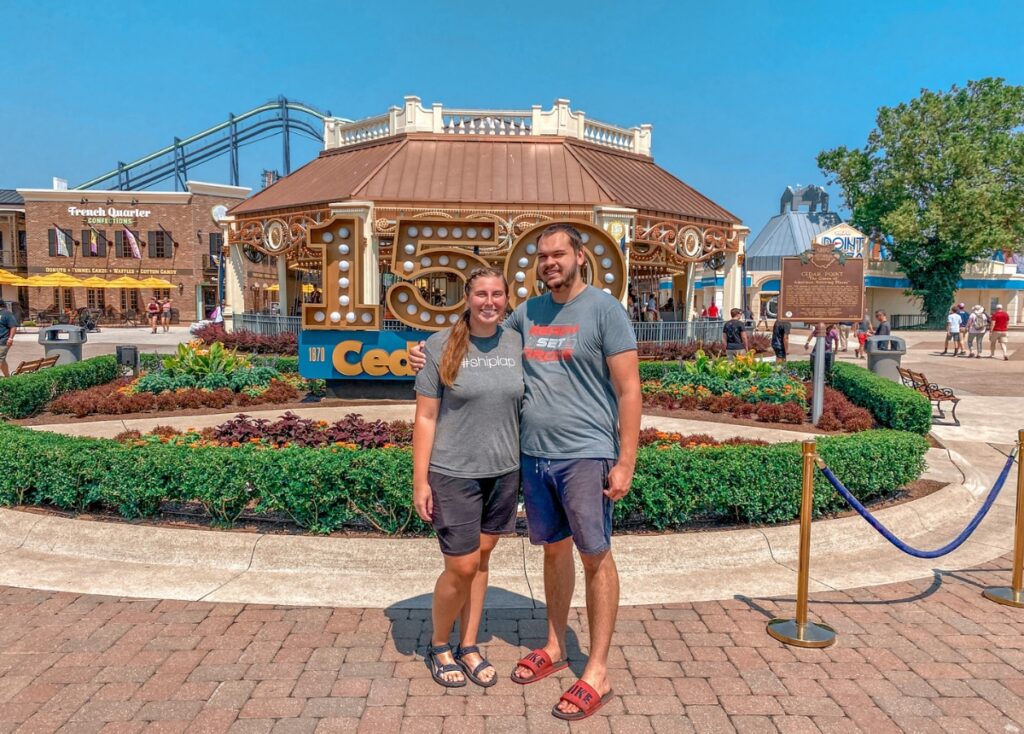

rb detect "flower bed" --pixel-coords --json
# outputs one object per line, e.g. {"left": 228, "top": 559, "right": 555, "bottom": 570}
{"left": 46, "top": 342, "right": 323, "bottom": 418}
{"left": 0, "top": 421, "right": 928, "bottom": 534}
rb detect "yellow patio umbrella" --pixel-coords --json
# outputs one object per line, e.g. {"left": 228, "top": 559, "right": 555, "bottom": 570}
{"left": 267, "top": 283, "right": 280, "bottom": 292}
{"left": 80, "top": 276, "right": 111, "bottom": 288}
{"left": 136, "top": 276, "right": 174, "bottom": 288}
{"left": 105, "top": 276, "right": 144, "bottom": 288}
{"left": 34, "top": 272, "right": 86, "bottom": 288}
{"left": 22, "top": 275, "right": 52, "bottom": 286}
{"left": 0, "top": 270, "right": 29, "bottom": 285}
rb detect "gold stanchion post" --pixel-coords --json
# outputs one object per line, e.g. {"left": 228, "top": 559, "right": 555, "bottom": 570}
{"left": 767, "top": 439, "right": 837, "bottom": 647}
{"left": 983, "top": 429, "right": 1024, "bottom": 608}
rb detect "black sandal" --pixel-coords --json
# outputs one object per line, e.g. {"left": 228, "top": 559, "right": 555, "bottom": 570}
{"left": 427, "top": 643, "right": 466, "bottom": 688}
{"left": 454, "top": 645, "right": 497, "bottom": 687}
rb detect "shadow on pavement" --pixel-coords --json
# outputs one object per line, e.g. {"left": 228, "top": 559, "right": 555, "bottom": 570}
{"left": 385, "top": 589, "right": 586, "bottom": 677}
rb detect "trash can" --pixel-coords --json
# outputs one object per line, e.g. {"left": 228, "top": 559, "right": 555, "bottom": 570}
{"left": 116, "top": 345, "right": 140, "bottom": 377}
{"left": 864, "top": 334, "right": 906, "bottom": 383}
{"left": 38, "top": 324, "right": 87, "bottom": 365}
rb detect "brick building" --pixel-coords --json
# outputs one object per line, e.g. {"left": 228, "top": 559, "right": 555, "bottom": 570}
{"left": 15, "top": 182, "right": 250, "bottom": 323}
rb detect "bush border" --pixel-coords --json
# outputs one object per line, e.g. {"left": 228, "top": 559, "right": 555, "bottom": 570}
{"left": 0, "top": 423, "right": 927, "bottom": 534}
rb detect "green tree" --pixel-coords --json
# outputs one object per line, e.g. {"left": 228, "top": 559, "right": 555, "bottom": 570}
{"left": 818, "top": 78, "right": 1024, "bottom": 325}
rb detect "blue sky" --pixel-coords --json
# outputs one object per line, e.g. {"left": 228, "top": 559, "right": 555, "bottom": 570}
{"left": 1, "top": 0, "right": 1021, "bottom": 232}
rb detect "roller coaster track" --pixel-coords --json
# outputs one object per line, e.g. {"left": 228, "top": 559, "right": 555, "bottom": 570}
{"left": 75, "top": 97, "right": 341, "bottom": 191}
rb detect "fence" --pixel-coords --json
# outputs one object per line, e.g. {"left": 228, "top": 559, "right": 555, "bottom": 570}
{"left": 890, "top": 313, "right": 929, "bottom": 330}
{"left": 231, "top": 313, "right": 733, "bottom": 347}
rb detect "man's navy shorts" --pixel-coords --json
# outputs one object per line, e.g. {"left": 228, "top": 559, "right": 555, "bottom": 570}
{"left": 521, "top": 456, "right": 613, "bottom": 555}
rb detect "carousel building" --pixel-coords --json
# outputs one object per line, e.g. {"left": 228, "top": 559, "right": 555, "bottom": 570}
{"left": 224, "top": 97, "right": 748, "bottom": 323}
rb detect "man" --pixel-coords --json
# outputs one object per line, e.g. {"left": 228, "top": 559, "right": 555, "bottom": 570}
{"left": 990, "top": 303, "right": 1010, "bottom": 360}
{"left": 875, "top": 310, "right": 891, "bottom": 336}
{"left": 0, "top": 302, "right": 16, "bottom": 377}
{"left": 771, "top": 318, "right": 791, "bottom": 363}
{"left": 837, "top": 321, "right": 852, "bottom": 351}
{"left": 722, "top": 308, "right": 749, "bottom": 359}
{"left": 945, "top": 307, "right": 962, "bottom": 357}
{"left": 706, "top": 301, "right": 720, "bottom": 320}
{"left": 957, "top": 302, "right": 970, "bottom": 350}
{"left": 411, "top": 224, "right": 640, "bottom": 720}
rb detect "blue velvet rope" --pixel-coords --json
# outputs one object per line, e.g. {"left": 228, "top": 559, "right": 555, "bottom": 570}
{"left": 818, "top": 449, "right": 1017, "bottom": 559}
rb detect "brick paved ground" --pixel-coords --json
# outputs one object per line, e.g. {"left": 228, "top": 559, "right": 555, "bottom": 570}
{"left": 2, "top": 556, "right": 1024, "bottom": 733}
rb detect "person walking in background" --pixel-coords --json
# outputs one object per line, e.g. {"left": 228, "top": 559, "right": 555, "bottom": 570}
{"left": 145, "top": 296, "right": 160, "bottom": 333}
{"left": 990, "top": 304, "right": 1010, "bottom": 360}
{"left": 413, "top": 268, "right": 523, "bottom": 689}
{"left": 854, "top": 312, "right": 873, "bottom": 359}
{"left": 756, "top": 303, "right": 769, "bottom": 331}
{"left": 966, "top": 305, "right": 988, "bottom": 358}
{"left": 957, "top": 302, "right": 970, "bottom": 349}
{"left": 0, "top": 302, "right": 17, "bottom": 378}
{"left": 722, "top": 308, "right": 749, "bottom": 359}
{"left": 945, "top": 307, "right": 963, "bottom": 357}
{"left": 805, "top": 323, "right": 839, "bottom": 373}
{"left": 837, "top": 321, "right": 851, "bottom": 351}
{"left": 160, "top": 297, "right": 172, "bottom": 333}
{"left": 770, "top": 318, "right": 790, "bottom": 364}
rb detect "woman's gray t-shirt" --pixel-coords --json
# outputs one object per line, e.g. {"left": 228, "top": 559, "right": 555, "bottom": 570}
{"left": 414, "top": 326, "right": 524, "bottom": 478}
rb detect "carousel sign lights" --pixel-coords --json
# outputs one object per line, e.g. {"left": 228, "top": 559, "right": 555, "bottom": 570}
{"left": 298, "top": 217, "right": 626, "bottom": 380}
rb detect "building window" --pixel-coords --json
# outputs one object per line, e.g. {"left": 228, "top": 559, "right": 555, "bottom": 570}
{"left": 147, "top": 230, "right": 174, "bottom": 258}
{"left": 153, "top": 288, "right": 170, "bottom": 300}
{"left": 119, "top": 289, "right": 140, "bottom": 313}
{"left": 47, "top": 228, "right": 75, "bottom": 256}
{"left": 209, "top": 232, "right": 224, "bottom": 258}
{"left": 52, "top": 288, "right": 73, "bottom": 311}
{"left": 87, "top": 289, "right": 106, "bottom": 309}
{"left": 81, "top": 229, "right": 107, "bottom": 258}
{"left": 17, "top": 231, "right": 26, "bottom": 256}
{"left": 114, "top": 230, "right": 141, "bottom": 258}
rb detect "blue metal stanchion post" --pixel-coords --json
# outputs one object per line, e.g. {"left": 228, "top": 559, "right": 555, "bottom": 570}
{"left": 767, "top": 439, "right": 838, "bottom": 647}
{"left": 984, "top": 429, "right": 1024, "bottom": 608}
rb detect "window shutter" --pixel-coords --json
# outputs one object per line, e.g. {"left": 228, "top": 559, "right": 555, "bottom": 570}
{"left": 82, "top": 230, "right": 90, "bottom": 257}
{"left": 114, "top": 230, "right": 123, "bottom": 257}
{"left": 48, "top": 228, "right": 56, "bottom": 257}
{"left": 148, "top": 231, "right": 157, "bottom": 258}
{"left": 99, "top": 231, "right": 107, "bottom": 257}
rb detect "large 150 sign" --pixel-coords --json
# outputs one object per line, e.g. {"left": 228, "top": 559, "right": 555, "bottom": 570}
{"left": 298, "top": 217, "right": 626, "bottom": 380}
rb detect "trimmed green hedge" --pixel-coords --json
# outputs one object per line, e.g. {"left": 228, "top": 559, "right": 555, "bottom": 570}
{"left": 0, "top": 356, "right": 118, "bottom": 419}
{"left": 140, "top": 353, "right": 298, "bottom": 374}
{"left": 0, "top": 424, "right": 927, "bottom": 533}
{"left": 787, "top": 360, "right": 931, "bottom": 435}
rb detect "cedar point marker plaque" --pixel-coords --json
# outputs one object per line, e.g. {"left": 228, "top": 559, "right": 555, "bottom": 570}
{"left": 779, "top": 240, "right": 866, "bottom": 322}
{"left": 779, "top": 237, "right": 867, "bottom": 424}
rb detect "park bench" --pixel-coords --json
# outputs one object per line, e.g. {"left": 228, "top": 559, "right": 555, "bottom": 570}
{"left": 11, "top": 355, "right": 60, "bottom": 376}
{"left": 897, "top": 366, "right": 961, "bottom": 426}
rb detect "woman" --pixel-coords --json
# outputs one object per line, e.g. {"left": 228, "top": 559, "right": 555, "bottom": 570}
{"left": 160, "top": 297, "right": 173, "bottom": 333}
{"left": 145, "top": 297, "right": 160, "bottom": 333}
{"left": 805, "top": 323, "right": 839, "bottom": 373}
{"left": 966, "top": 305, "right": 988, "bottom": 358}
{"left": 413, "top": 268, "right": 524, "bottom": 689}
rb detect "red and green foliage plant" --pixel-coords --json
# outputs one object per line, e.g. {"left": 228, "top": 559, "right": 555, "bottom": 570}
{"left": 49, "top": 378, "right": 303, "bottom": 418}
{"left": 193, "top": 325, "right": 298, "bottom": 355}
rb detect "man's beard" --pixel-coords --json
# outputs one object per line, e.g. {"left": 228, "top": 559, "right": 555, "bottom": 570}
{"left": 541, "top": 260, "right": 580, "bottom": 292}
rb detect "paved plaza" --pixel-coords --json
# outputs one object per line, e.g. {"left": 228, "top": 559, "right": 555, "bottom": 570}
{"left": 0, "top": 328, "right": 1022, "bottom": 732}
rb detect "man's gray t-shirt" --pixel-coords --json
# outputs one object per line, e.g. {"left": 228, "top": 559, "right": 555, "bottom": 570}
{"left": 414, "top": 326, "right": 523, "bottom": 478}
{"left": 505, "top": 286, "right": 637, "bottom": 460}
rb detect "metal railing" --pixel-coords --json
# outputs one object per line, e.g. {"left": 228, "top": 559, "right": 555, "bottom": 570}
{"left": 231, "top": 314, "right": 733, "bottom": 346}
{"left": 890, "top": 313, "right": 929, "bottom": 330}
{"left": 232, "top": 313, "right": 301, "bottom": 335}
{"left": 631, "top": 319, "right": 726, "bottom": 344}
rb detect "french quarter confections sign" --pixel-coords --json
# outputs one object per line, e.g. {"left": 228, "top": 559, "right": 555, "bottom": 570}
{"left": 66, "top": 205, "right": 153, "bottom": 226}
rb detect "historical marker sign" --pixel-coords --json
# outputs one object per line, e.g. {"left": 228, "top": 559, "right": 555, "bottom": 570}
{"left": 779, "top": 241, "right": 865, "bottom": 322}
